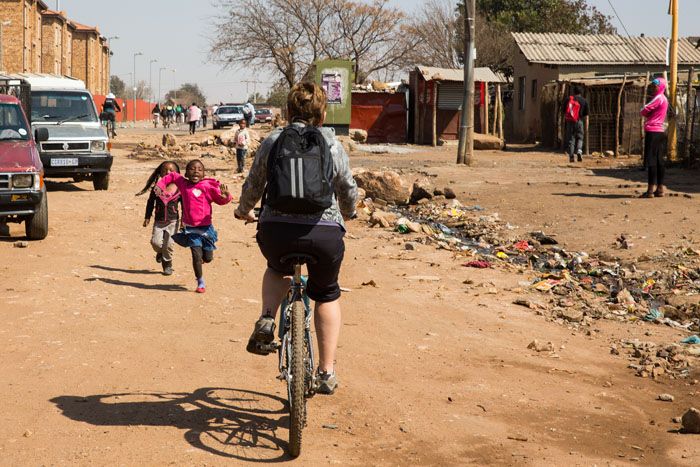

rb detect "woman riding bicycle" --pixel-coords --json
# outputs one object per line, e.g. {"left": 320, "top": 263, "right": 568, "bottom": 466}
{"left": 234, "top": 82, "right": 358, "bottom": 395}
{"left": 102, "top": 93, "right": 121, "bottom": 137}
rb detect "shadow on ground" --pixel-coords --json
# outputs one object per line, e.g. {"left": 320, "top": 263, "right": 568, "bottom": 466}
{"left": 90, "top": 264, "right": 161, "bottom": 275}
{"left": 84, "top": 277, "right": 188, "bottom": 292}
{"left": 590, "top": 166, "right": 700, "bottom": 194}
{"left": 45, "top": 181, "right": 89, "bottom": 192}
{"left": 51, "top": 388, "right": 291, "bottom": 462}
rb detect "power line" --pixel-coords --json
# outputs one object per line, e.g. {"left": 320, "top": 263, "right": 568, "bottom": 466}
{"left": 607, "top": 0, "right": 648, "bottom": 64}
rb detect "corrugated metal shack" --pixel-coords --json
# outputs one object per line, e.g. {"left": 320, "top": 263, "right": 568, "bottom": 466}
{"left": 512, "top": 33, "right": 700, "bottom": 142}
{"left": 350, "top": 85, "right": 408, "bottom": 144}
{"left": 409, "top": 66, "right": 507, "bottom": 145}
{"left": 541, "top": 76, "right": 648, "bottom": 155}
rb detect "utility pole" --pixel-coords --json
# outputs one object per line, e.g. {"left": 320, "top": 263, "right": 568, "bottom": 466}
{"left": 149, "top": 59, "right": 157, "bottom": 104}
{"left": 668, "top": 0, "right": 679, "bottom": 161}
{"left": 158, "top": 66, "right": 168, "bottom": 104}
{"left": 133, "top": 51, "right": 143, "bottom": 125}
{"left": 242, "top": 79, "right": 262, "bottom": 102}
{"left": 457, "top": 0, "right": 475, "bottom": 165}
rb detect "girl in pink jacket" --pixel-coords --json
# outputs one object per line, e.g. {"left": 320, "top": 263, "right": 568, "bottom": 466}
{"left": 156, "top": 160, "right": 232, "bottom": 293}
{"left": 640, "top": 77, "right": 669, "bottom": 198}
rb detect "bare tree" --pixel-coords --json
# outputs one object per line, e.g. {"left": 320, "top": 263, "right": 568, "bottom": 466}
{"left": 330, "top": 0, "right": 416, "bottom": 84}
{"left": 210, "top": 0, "right": 416, "bottom": 86}
{"left": 405, "top": 0, "right": 461, "bottom": 69}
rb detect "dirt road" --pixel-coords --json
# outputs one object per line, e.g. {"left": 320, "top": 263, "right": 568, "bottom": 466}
{"left": 1, "top": 127, "right": 698, "bottom": 465}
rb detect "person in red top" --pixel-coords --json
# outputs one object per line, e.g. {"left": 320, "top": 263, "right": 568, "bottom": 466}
{"left": 156, "top": 160, "right": 232, "bottom": 293}
{"left": 562, "top": 86, "right": 589, "bottom": 163}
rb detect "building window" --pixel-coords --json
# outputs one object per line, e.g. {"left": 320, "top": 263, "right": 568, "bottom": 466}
{"left": 531, "top": 79, "right": 538, "bottom": 100}
{"left": 518, "top": 76, "right": 526, "bottom": 111}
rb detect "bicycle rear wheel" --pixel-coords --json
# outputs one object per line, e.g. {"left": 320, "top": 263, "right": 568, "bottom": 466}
{"left": 288, "top": 300, "right": 306, "bottom": 457}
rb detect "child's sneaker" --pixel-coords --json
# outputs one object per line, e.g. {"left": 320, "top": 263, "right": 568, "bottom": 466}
{"left": 246, "top": 316, "right": 276, "bottom": 355}
{"left": 162, "top": 261, "right": 173, "bottom": 276}
{"left": 195, "top": 278, "right": 205, "bottom": 293}
{"left": 315, "top": 369, "right": 338, "bottom": 395}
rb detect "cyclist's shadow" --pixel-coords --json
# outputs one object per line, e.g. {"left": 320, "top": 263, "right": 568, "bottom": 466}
{"left": 51, "top": 387, "right": 292, "bottom": 462}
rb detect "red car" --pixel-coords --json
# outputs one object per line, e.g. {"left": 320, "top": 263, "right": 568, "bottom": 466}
{"left": 0, "top": 94, "right": 50, "bottom": 239}
{"left": 255, "top": 108, "right": 273, "bottom": 123}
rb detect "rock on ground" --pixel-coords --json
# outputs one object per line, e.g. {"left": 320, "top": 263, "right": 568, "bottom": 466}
{"left": 350, "top": 129, "right": 368, "bottom": 143}
{"left": 474, "top": 134, "right": 504, "bottom": 150}
{"left": 682, "top": 407, "right": 700, "bottom": 433}
{"left": 162, "top": 133, "right": 177, "bottom": 147}
{"left": 410, "top": 178, "right": 434, "bottom": 204}
{"left": 354, "top": 170, "right": 410, "bottom": 205}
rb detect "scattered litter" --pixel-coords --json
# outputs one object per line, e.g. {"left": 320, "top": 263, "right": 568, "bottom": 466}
{"left": 464, "top": 261, "right": 491, "bottom": 268}
{"left": 681, "top": 335, "right": 700, "bottom": 345}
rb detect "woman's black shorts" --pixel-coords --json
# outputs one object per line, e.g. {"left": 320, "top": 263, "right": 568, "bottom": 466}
{"left": 257, "top": 222, "right": 345, "bottom": 303}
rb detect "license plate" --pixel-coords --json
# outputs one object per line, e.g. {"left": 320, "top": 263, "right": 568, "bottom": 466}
{"left": 11, "top": 194, "right": 29, "bottom": 201}
{"left": 52, "top": 158, "right": 79, "bottom": 167}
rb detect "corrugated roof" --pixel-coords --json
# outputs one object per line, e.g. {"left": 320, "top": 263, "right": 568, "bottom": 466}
{"left": 416, "top": 66, "right": 508, "bottom": 83}
{"left": 513, "top": 32, "right": 700, "bottom": 65}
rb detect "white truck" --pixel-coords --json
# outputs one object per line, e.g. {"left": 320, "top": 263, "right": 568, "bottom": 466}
{"left": 15, "top": 74, "right": 113, "bottom": 190}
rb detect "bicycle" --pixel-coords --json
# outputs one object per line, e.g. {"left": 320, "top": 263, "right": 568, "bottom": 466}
{"left": 105, "top": 118, "right": 116, "bottom": 139}
{"left": 256, "top": 253, "right": 317, "bottom": 458}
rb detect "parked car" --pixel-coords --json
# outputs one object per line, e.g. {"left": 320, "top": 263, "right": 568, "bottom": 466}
{"left": 255, "top": 108, "right": 273, "bottom": 123}
{"left": 22, "top": 75, "right": 112, "bottom": 191}
{"left": 0, "top": 93, "right": 50, "bottom": 240}
{"left": 212, "top": 105, "right": 245, "bottom": 129}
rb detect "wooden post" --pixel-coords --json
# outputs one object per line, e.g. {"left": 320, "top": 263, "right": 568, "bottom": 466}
{"left": 432, "top": 82, "right": 438, "bottom": 147}
{"left": 669, "top": 0, "right": 679, "bottom": 161}
{"left": 492, "top": 84, "right": 498, "bottom": 135}
{"left": 497, "top": 84, "right": 504, "bottom": 140}
{"left": 615, "top": 74, "right": 628, "bottom": 157}
{"left": 691, "top": 88, "right": 698, "bottom": 166}
{"left": 641, "top": 72, "right": 650, "bottom": 157}
{"left": 684, "top": 68, "right": 695, "bottom": 163}
{"left": 584, "top": 86, "right": 590, "bottom": 156}
{"left": 484, "top": 82, "right": 490, "bottom": 135}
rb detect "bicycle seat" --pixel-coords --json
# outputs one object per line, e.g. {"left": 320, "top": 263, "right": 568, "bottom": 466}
{"left": 280, "top": 253, "right": 317, "bottom": 265}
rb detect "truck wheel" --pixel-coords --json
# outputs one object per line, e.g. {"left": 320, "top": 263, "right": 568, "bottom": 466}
{"left": 93, "top": 172, "right": 110, "bottom": 191}
{"left": 25, "top": 190, "right": 49, "bottom": 240}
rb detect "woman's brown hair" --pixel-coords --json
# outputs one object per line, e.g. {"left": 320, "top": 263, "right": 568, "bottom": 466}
{"left": 287, "top": 82, "right": 327, "bottom": 126}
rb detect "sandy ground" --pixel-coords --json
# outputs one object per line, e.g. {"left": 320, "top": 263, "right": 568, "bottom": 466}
{"left": 0, "top": 125, "right": 699, "bottom": 465}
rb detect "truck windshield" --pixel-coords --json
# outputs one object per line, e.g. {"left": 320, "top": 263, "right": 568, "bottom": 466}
{"left": 31, "top": 91, "right": 97, "bottom": 123}
{"left": 0, "top": 103, "right": 30, "bottom": 141}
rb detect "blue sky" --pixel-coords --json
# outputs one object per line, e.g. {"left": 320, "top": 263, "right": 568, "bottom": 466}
{"left": 52, "top": 0, "right": 699, "bottom": 102}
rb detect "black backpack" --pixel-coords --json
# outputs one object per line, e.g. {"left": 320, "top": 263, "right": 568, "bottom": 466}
{"left": 264, "top": 125, "right": 334, "bottom": 214}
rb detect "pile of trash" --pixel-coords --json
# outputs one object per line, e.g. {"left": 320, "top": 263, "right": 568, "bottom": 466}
{"left": 356, "top": 171, "right": 700, "bottom": 378}
{"left": 128, "top": 129, "right": 267, "bottom": 162}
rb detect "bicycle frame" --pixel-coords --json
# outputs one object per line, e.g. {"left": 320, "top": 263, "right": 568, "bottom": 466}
{"left": 277, "top": 264, "right": 316, "bottom": 397}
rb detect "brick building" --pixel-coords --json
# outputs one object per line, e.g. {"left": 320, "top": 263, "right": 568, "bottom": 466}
{"left": 0, "top": 0, "right": 110, "bottom": 95}
{"left": 40, "top": 9, "right": 66, "bottom": 75}
{"left": 0, "top": 0, "right": 48, "bottom": 73}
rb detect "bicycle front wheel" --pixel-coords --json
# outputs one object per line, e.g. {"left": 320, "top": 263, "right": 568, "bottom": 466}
{"left": 288, "top": 300, "right": 306, "bottom": 457}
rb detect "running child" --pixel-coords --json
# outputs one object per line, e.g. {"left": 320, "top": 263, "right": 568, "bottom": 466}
{"left": 138, "top": 161, "right": 181, "bottom": 276}
{"left": 234, "top": 119, "right": 250, "bottom": 173}
{"left": 156, "top": 159, "right": 232, "bottom": 293}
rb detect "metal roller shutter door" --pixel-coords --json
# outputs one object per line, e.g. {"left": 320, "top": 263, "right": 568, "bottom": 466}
{"left": 437, "top": 83, "right": 463, "bottom": 110}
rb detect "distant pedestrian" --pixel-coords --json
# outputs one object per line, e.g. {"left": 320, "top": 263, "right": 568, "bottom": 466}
{"left": 201, "top": 107, "right": 208, "bottom": 128}
{"left": 563, "top": 86, "right": 589, "bottom": 163}
{"left": 243, "top": 100, "right": 255, "bottom": 127}
{"left": 155, "top": 160, "right": 232, "bottom": 293}
{"left": 234, "top": 119, "right": 250, "bottom": 173}
{"left": 640, "top": 77, "right": 669, "bottom": 198}
{"left": 188, "top": 102, "right": 201, "bottom": 135}
{"left": 152, "top": 103, "right": 161, "bottom": 128}
{"left": 137, "top": 161, "right": 181, "bottom": 276}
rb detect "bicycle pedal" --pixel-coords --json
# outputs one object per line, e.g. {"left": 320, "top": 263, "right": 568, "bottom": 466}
{"left": 257, "top": 342, "right": 280, "bottom": 353}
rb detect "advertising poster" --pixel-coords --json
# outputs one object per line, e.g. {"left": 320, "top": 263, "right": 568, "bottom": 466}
{"left": 322, "top": 73, "right": 343, "bottom": 104}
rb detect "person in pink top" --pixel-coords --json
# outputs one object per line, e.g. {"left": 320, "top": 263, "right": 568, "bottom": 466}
{"left": 640, "top": 77, "right": 669, "bottom": 198}
{"left": 156, "top": 159, "right": 232, "bottom": 293}
{"left": 188, "top": 103, "right": 202, "bottom": 135}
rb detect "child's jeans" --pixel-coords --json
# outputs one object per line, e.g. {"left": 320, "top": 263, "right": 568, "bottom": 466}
{"left": 236, "top": 148, "right": 248, "bottom": 172}
{"left": 151, "top": 220, "right": 178, "bottom": 262}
